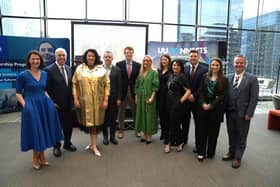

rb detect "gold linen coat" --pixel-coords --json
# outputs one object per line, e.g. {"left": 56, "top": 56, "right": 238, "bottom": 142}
{"left": 72, "top": 64, "right": 110, "bottom": 127}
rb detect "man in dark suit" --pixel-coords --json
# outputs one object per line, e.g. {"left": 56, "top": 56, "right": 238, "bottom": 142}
{"left": 116, "top": 46, "right": 141, "bottom": 139}
{"left": 102, "top": 51, "right": 122, "bottom": 145}
{"left": 45, "top": 48, "right": 77, "bottom": 157}
{"left": 223, "top": 54, "right": 259, "bottom": 169}
{"left": 183, "top": 50, "right": 208, "bottom": 150}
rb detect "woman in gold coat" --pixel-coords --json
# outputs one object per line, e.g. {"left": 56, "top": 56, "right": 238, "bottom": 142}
{"left": 72, "top": 49, "right": 110, "bottom": 157}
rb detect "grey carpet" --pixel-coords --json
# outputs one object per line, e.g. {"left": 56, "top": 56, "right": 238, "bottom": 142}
{"left": 0, "top": 113, "right": 280, "bottom": 187}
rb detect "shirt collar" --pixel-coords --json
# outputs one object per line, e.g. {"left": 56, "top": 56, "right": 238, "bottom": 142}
{"left": 235, "top": 71, "right": 245, "bottom": 79}
{"left": 56, "top": 62, "right": 64, "bottom": 68}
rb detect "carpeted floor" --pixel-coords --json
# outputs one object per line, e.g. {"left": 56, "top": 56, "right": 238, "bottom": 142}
{"left": 0, "top": 112, "right": 280, "bottom": 186}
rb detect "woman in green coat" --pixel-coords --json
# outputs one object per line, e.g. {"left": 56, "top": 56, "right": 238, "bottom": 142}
{"left": 135, "top": 55, "right": 159, "bottom": 144}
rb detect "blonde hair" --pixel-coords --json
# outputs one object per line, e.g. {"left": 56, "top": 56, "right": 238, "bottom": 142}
{"left": 139, "top": 55, "right": 154, "bottom": 77}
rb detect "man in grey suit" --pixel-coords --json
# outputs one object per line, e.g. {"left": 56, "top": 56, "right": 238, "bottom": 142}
{"left": 223, "top": 54, "right": 259, "bottom": 169}
{"left": 102, "top": 51, "right": 122, "bottom": 145}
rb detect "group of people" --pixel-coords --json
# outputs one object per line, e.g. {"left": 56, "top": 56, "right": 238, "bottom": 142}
{"left": 16, "top": 46, "right": 259, "bottom": 171}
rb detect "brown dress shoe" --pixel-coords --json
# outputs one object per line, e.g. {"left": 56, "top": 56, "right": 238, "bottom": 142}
{"left": 232, "top": 159, "right": 241, "bottom": 168}
{"left": 222, "top": 153, "right": 234, "bottom": 161}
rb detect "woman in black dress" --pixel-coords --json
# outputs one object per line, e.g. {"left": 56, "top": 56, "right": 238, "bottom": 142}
{"left": 157, "top": 54, "right": 171, "bottom": 140}
{"left": 197, "top": 57, "right": 228, "bottom": 161}
{"left": 164, "top": 60, "right": 191, "bottom": 153}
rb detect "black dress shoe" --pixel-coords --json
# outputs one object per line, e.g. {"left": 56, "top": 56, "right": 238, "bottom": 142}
{"left": 63, "top": 144, "right": 77, "bottom": 152}
{"left": 146, "top": 140, "right": 152, "bottom": 144}
{"left": 232, "top": 159, "right": 241, "bottom": 168}
{"left": 197, "top": 155, "right": 204, "bottom": 162}
{"left": 103, "top": 139, "right": 109, "bottom": 145}
{"left": 53, "top": 147, "right": 62, "bottom": 157}
{"left": 110, "top": 138, "right": 118, "bottom": 145}
{"left": 140, "top": 138, "right": 146, "bottom": 143}
{"left": 222, "top": 153, "right": 234, "bottom": 161}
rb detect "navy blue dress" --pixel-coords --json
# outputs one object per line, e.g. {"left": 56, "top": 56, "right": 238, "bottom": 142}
{"left": 16, "top": 70, "right": 63, "bottom": 152}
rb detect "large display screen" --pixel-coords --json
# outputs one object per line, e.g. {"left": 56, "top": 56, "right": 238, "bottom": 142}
{"left": 71, "top": 22, "right": 148, "bottom": 65}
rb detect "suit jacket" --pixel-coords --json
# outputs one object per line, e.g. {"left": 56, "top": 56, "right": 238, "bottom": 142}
{"left": 226, "top": 72, "right": 259, "bottom": 118}
{"left": 108, "top": 65, "right": 122, "bottom": 102}
{"left": 199, "top": 74, "right": 228, "bottom": 122}
{"left": 116, "top": 60, "right": 141, "bottom": 100}
{"left": 185, "top": 63, "right": 208, "bottom": 101}
{"left": 44, "top": 63, "right": 73, "bottom": 111}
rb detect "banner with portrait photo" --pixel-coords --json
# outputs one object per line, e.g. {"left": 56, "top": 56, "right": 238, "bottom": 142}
{"left": 0, "top": 36, "right": 70, "bottom": 113}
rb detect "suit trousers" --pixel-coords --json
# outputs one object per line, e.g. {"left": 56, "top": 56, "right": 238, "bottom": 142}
{"left": 103, "top": 97, "right": 118, "bottom": 139}
{"left": 226, "top": 111, "right": 250, "bottom": 160}
{"left": 55, "top": 107, "right": 73, "bottom": 147}
{"left": 118, "top": 88, "right": 136, "bottom": 130}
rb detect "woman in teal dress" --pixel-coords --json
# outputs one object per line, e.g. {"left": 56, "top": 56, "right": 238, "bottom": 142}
{"left": 135, "top": 55, "right": 159, "bottom": 144}
{"left": 16, "top": 50, "right": 63, "bottom": 170}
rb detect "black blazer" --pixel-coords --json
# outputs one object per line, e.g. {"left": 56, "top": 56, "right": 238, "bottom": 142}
{"left": 185, "top": 63, "right": 208, "bottom": 101}
{"left": 108, "top": 65, "right": 122, "bottom": 101}
{"left": 199, "top": 74, "right": 228, "bottom": 122}
{"left": 116, "top": 60, "right": 141, "bottom": 100}
{"left": 44, "top": 63, "right": 73, "bottom": 110}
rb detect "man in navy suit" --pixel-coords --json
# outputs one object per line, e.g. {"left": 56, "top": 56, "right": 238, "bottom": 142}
{"left": 45, "top": 48, "right": 77, "bottom": 157}
{"left": 183, "top": 50, "right": 208, "bottom": 151}
{"left": 102, "top": 51, "right": 122, "bottom": 145}
{"left": 116, "top": 46, "right": 141, "bottom": 139}
{"left": 223, "top": 54, "right": 259, "bottom": 169}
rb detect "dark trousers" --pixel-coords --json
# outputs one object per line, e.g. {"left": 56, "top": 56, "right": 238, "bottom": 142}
{"left": 55, "top": 108, "right": 73, "bottom": 148}
{"left": 164, "top": 97, "right": 185, "bottom": 145}
{"left": 103, "top": 97, "right": 118, "bottom": 140}
{"left": 158, "top": 105, "right": 168, "bottom": 139}
{"left": 226, "top": 111, "right": 250, "bottom": 160}
{"left": 197, "top": 110, "right": 221, "bottom": 156}
{"left": 182, "top": 102, "right": 199, "bottom": 145}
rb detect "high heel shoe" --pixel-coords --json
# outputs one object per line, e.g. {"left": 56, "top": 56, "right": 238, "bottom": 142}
{"left": 164, "top": 145, "right": 171, "bottom": 153}
{"left": 92, "top": 148, "right": 101, "bottom": 157}
{"left": 39, "top": 152, "right": 49, "bottom": 166}
{"left": 33, "top": 152, "right": 40, "bottom": 170}
{"left": 177, "top": 143, "right": 184, "bottom": 152}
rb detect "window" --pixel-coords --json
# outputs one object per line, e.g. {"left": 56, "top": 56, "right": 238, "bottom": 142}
{"left": 46, "top": 0, "right": 85, "bottom": 18}
{"left": 2, "top": 18, "right": 43, "bottom": 37}
{"left": 87, "top": 0, "right": 124, "bottom": 20}
{"left": 128, "top": 0, "right": 162, "bottom": 22}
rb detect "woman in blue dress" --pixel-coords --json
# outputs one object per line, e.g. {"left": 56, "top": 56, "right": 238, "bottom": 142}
{"left": 16, "top": 50, "right": 63, "bottom": 170}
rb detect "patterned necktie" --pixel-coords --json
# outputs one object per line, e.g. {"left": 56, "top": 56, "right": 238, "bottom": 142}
{"left": 60, "top": 66, "right": 68, "bottom": 86}
{"left": 233, "top": 75, "right": 239, "bottom": 89}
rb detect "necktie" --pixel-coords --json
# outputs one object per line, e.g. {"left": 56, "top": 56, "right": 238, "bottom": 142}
{"left": 60, "top": 66, "right": 68, "bottom": 86}
{"left": 190, "top": 66, "right": 195, "bottom": 79}
{"left": 233, "top": 75, "right": 239, "bottom": 89}
{"left": 127, "top": 63, "right": 132, "bottom": 79}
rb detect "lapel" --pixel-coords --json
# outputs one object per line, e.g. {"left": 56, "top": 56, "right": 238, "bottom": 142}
{"left": 238, "top": 72, "right": 248, "bottom": 91}
{"left": 109, "top": 66, "right": 114, "bottom": 80}
{"left": 55, "top": 64, "right": 68, "bottom": 86}
{"left": 131, "top": 61, "right": 136, "bottom": 76}
{"left": 65, "top": 66, "right": 72, "bottom": 86}
{"left": 185, "top": 65, "right": 191, "bottom": 79}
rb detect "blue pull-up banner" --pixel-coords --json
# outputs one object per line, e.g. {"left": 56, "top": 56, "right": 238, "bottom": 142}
{"left": 0, "top": 36, "right": 70, "bottom": 113}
